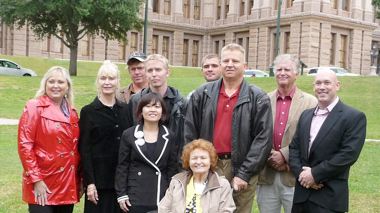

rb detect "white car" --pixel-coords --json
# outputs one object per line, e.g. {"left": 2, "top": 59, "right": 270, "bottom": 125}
{"left": 307, "top": 67, "right": 359, "bottom": 76}
{"left": 243, "top": 69, "right": 269, "bottom": 77}
{"left": 0, "top": 59, "right": 37, "bottom": 76}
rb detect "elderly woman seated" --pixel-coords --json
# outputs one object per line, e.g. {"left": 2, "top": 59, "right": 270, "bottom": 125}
{"left": 158, "top": 139, "right": 236, "bottom": 213}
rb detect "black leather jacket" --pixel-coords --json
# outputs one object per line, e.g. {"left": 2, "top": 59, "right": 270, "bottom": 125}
{"left": 184, "top": 78, "right": 273, "bottom": 182}
{"left": 129, "top": 86, "right": 188, "bottom": 162}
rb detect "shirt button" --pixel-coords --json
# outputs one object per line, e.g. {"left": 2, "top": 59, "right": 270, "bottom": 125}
{"left": 25, "top": 172, "right": 29, "bottom": 176}
{"left": 60, "top": 167, "right": 64, "bottom": 171}
{"left": 282, "top": 112, "right": 284, "bottom": 114}
{"left": 156, "top": 172, "right": 159, "bottom": 175}
{"left": 58, "top": 139, "right": 62, "bottom": 143}
{"left": 116, "top": 125, "right": 119, "bottom": 128}
{"left": 138, "top": 172, "right": 142, "bottom": 176}
{"left": 226, "top": 105, "right": 229, "bottom": 107}
{"left": 280, "top": 122, "right": 283, "bottom": 125}
{"left": 56, "top": 124, "right": 60, "bottom": 128}
{"left": 117, "top": 137, "right": 121, "bottom": 140}
{"left": 74, "top": 124, "right": 77, "bottom": 128}
{"left": 71, "top": 165, "right": 75, "bottom": 169}
{"left": 60, "top": 154, "right": 63, "bottom": 157}
{"left": 283, "top": 102, "right": 286, "bottom": 104}
{"left": 279, "top": 133, "right": 282, "bottom": 136}
{"left": 71, "top": 151, "right": 74, "bottom": 155}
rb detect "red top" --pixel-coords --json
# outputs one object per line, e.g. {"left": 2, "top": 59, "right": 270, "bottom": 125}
{"left": 213, "top": 81, "right": 241, "bottom": 155}
{"left": 273, "top": 88, "right": 295, "bottom": 159}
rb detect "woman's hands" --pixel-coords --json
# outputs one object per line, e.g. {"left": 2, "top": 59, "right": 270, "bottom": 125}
{"left": 87, "top": 184, "right": 98, "bottom": 204}
{"left": 34, "top": 180, "right": 51, "bottom": 206}
{"left": 119, "top": 199, "right": 132, "bottom": 212}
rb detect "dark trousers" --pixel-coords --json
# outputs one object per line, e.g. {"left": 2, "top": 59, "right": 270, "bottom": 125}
{"left": 292, "top": 200, "right": 344, "bottom": 213}
{"left": 28, "top": 204, "right": 74, "bottom": 213}
{"left": 84, "top": 188, "right": 121, "bottom": 213}
{"left": 128, "top": 205, "right": 157, "bottom": 213}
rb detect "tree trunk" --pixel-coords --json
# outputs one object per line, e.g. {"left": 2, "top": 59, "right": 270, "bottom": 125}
{"left": 69, "top": 45, "right": 78, "bottom": 76}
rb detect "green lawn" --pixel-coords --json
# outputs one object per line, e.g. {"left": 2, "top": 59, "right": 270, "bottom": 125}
{"left": 0, "top": 55, "right": 380, "bottom": 212}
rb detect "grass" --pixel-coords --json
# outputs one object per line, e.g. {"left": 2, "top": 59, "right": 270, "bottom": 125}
{"left": 0, "top": 55, "right": 380, "bottom": 212}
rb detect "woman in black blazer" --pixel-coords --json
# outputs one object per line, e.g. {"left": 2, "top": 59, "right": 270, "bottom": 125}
{"left": 115, "top": 92, "right": 178, "bottom": 213}
{"left": 79, "top": 60, "right": 131, "bottom": 213}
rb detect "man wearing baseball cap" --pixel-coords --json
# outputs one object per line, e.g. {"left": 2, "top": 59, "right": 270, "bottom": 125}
{"left": 117, "top": 51, "right": 149, "bottom": 103}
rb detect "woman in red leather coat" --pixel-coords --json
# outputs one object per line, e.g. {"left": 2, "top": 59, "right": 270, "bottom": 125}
{"left": 18, "top": 66, "right": 83, "bottom": 213}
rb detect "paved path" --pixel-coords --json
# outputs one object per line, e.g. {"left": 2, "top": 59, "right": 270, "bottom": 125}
{"left": 0, "top": 118, "right": 19, "bottom": 125}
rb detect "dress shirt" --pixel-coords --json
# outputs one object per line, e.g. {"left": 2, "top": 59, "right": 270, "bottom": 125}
{"left": 213, "top": 81, "right": 241, "bottom": 155}
{"left": 309, "top": 97, "right": 340, "bottom": 153}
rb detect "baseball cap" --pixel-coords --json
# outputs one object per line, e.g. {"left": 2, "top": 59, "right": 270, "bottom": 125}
{"left": 127, "top": 51, "right": 147, "bottom": 64}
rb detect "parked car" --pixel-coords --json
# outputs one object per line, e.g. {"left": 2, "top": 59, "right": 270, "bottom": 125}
{"left": 243, "top": 69, "right": 269, "bottom": 77}
{"left": 0, "top": 59, "right": 37, "bottom": 77}
{"left": 307, "top": 67, "right": 359, "bottom": 76}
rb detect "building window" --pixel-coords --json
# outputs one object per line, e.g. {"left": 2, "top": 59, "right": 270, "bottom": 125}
{"left": 164, "top": 0, "right": 171, "bottom": 15}
{"left": 192, "top": 40, "right": 199, "bottom": 67}
{"left": 215, "top": 40, "right": 220, "bottom": 55}
{"left": 194, "top": 0, "right": 200, "bottom": 20}
{"left": 339, "top": 35, "right": 347, "bottom": 68}
{"left": 153, "top": 0, "right": 159, "bottom": 13}
{"left": 82, "top": 34, "right": 90, "bottom": 56}
{"left": 225, "top": 0, "right": 230, "bottom": 19}
{"left": 130, "top": 32, "right": 138, "bottom": 54}
{"left": 55, "top": 34, "right": 63, "bottom": 53}
{"left": 287, "top": 0, "right": 294, "bottom": 8}
{"left": 285, "top": 32, "right": 290, "bottom": 54}
{"left": 342, "top": 0, "right": 348, "bottom": 11}
{"left": 42, "top": 36, "right": 50, "bottom": 52}
{"left": 183, "top": 39, "right": 189, "bottom": 66}
{"left": 330, "top": 33, "right": 336, "bottom": 65}
{"left": 152, "top": 35, "right": 158, "bottom": 54}
{"left": 240, "top": 0, "right": 245, "bottom": 16}
{"left": 184, "top": 0, "right": 190, "bottom": 18}
{"left": 163, "top": 36, "right": 170, "bottom": 59}
{"left": 118, "top": 40, "right": 126, "bottom": 60}
{"left": 249, "top": 0, "right": 253, "bottom": 15}
{"left": 217, "top": 0, "right": 222, "bottom": 20}
{"left": 332, "top": 0, "right": 337, "bottom": 9}
{"left": 238, "top": 38, "right": 243, "bottom": 46}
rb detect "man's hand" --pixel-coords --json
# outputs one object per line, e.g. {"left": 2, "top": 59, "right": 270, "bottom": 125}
{"left": 267, "top": 150, "right": 285, "bottom": 168}
{"left": 299, "top": 166, "right": 323, "bottom": 190}
{"left": 233, "top": 176, "right": 248, "bottom": 192}
{"left": 275, "top": 163, "right": 290, "bottom": 172}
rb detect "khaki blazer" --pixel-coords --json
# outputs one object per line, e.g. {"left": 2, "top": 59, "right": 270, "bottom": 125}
{"left": 258, "top": 87, "right": 317, "bottom": 187}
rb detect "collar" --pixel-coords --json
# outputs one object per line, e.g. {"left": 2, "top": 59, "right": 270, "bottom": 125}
{"left": 146, "top": 86, "right": 176, "bottom": 99}
{"left": 276, "top": 87, "right": 296, "bottom": 100}
{"left": 93, "top": 96, "right": 124, "bottom": 110}
{"left": 314, "top": 96, "right": 340, "bottom": 115}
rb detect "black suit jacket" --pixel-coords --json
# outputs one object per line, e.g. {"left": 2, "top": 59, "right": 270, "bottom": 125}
{"left": 79, "top": 97, "right": 131, "bottom": 188}
{"left": 289, "top": 100, "right": 366, "bottom": 212}
{"left": 115, "top": 124, "right": 178, "bottom": 206}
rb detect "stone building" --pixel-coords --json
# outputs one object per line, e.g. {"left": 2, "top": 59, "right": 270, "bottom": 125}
{"left": 1, "top": 0, "right": 380, "bottom": 75}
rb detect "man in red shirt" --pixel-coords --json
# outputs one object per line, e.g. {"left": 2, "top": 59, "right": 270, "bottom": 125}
{"left": 185, "top": 44, "right": 273, "bottom": 212}
{"left": 257, "top": 54, "right": 317, "bottom": 213}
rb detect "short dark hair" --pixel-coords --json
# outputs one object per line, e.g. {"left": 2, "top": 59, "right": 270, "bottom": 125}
{"left": 136, "top": 92, "right": 168, "bottom": 124}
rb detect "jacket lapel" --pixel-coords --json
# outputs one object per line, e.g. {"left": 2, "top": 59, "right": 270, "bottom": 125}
{"left": 309, "top": 101, "right": 343, "bottom": 156}
{"left": 302, "top": 109, "right": 314, "bottom": 158}
{"left": 154, "top": 125, "right": 169, "bottom": 164}
{"left": 286, "top": 88, "right": 303, "bottom": 134}
{"left": 134, "top": 125, "right": 150, "bottom": 160}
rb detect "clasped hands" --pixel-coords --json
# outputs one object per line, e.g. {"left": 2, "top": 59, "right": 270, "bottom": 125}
{"left": 267, "top": 150, "right": 290, "bottom": 172}
{"left": 298, "top": 166, "right": 323, "bottom": 190}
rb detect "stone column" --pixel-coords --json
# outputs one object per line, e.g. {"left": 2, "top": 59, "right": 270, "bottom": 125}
{"left": 319, "top": 22, "right": 332, "bottom": 66}
{"left": 299, "top": 20, "right": 320, "bottom": 68}
{"left": 361, "top": 30, "right": 372, "bottom": 75}
{"left": 251, "top": 0, "right": 260, "bottom": 19}
{"left": 321, "top": 0, "right": 332, "bottom": 14}
{"left": 173, "top": 0, "right": 183, "bottom": 22}
{"left": 350, "top": 0, "right": 364, "bottom": 20}
{"left": 172, "top": 31, "right": 184, "bottom": 66}
{"left": 203, "top": 0, "right": 215, "bottom": 27}
{"left": 363, "top": 0, "right": 374, "bottom": 22}
{"left": 260, "top": 0, "right": 272, "bottom": 18}
{"left": 257, "top": 27, "right": 271, "bottom": 71}
{"left": 226, "top": 0, "right": 237, "bottom": 24}
{"left": 290, "top": 22, "right": 301, "bottom": 56}
{"left": 248, "top": 27, "right": 259, "bottom": 69}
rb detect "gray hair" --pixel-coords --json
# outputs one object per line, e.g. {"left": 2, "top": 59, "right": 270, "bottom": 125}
{"left": 273, "top": 54, "right": 300, "bottom": 74}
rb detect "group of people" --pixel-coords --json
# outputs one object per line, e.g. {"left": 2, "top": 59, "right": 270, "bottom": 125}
{"left": 17, "top": 43, "right": 366, "bottom": 213}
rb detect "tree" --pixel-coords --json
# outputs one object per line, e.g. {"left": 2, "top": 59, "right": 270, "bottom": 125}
{"left": 374, "top": 0, "right": 380, "bottom": 19}
{"left": 0, "top": 0, "right": 145, "bottom": 76}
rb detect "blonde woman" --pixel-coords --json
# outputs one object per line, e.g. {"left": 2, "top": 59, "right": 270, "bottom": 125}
{"left": 18, "top": 66, "right": 82, "bottom": 212}
{"left": 79, "top": 60, "right": 131, "bottom": 213}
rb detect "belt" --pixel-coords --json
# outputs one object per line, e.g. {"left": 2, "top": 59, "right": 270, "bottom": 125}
{"left": 218, "top": 154, "right": 231, "bottom": 160}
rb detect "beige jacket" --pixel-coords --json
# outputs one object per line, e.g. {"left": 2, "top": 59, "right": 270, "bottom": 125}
{"left": 258, "top": 87, "right": 317, "bottom": 187}
{"left": 116, "top": 83, "right": 134, "bottom": 103}
{"left": 158, "top": 171, "right": 236, "bottom": 213}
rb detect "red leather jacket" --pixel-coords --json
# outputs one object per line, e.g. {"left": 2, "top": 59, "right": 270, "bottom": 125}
{"left": 18, "top": 96, "right": 81, "bottom": 205}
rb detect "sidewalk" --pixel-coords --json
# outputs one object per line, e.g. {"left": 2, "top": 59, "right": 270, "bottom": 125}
{"left": 0, "top": 118, "right": 19, "bottom": 125}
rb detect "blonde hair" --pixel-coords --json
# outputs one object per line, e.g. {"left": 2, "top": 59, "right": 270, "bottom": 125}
{"left": 221, "top": 43, "right": 246, "bottom": 62}
{"left": 145, "top": 54, "right": 169, "bottom": 70}
{"left": 35, "top": 66, "right": 74, "bottom": 107}
{"left": 96, "top": 60, "right": 120, "bottom": 97}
